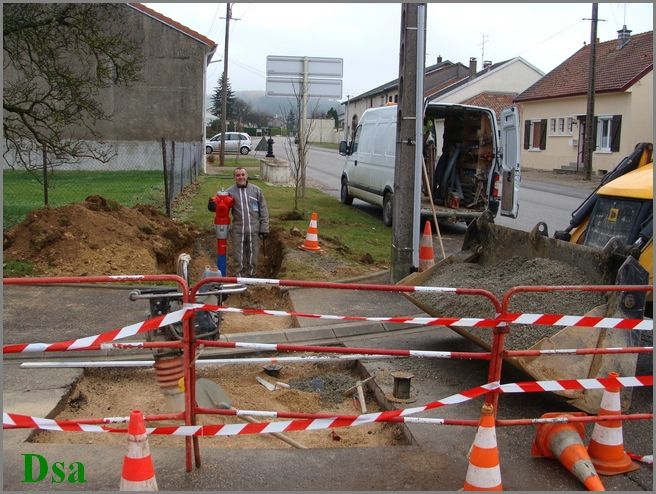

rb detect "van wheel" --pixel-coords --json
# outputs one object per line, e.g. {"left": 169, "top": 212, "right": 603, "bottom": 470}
{"left": 341, "top": 178, "right": 353, "bottom": 205}
{"left": 382, "top": 191, "right": 393, "bottom": 226}
{"left": 206, "top": 146, "right": 213, "bottom": 155}
{"left": 240, "top": 146, "right": 250, "bottom": 155}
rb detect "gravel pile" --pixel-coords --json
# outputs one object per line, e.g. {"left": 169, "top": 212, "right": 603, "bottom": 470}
{"left": 413, "top": 256, "right": 607, "bottom": 350}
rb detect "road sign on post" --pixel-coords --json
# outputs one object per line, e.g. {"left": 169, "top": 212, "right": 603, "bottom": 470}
{"left": 265, "top": 77, "right": 343, "bottom": 98}
{"left": 266, "top": 55, "right": 343, "bottom": 197}
{"left": 266, "top": 56, "right": 343, "bottom": 78}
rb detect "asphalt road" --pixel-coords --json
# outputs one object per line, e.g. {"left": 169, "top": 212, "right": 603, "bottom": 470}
{"left": 274, "top": 138, "right": 590, "bottom": 233}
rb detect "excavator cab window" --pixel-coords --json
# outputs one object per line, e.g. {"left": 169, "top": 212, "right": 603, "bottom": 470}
{"left": 584, "top": 197, "right": 651, "bottom": 249}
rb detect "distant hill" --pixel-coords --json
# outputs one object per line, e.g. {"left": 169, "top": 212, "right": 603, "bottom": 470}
{"left": 206, "top": 91, "right": 341, "bottom": 118}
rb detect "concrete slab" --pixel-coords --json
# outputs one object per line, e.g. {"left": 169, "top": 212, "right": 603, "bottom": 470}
{"left": 283, "top": 326, "right": 336, "bottom": 343}
{"left": 288, "top": 285, "right": 423, "bottom": 328}
{"left": 332, "top": 322, "right": 384, "bottom": 338}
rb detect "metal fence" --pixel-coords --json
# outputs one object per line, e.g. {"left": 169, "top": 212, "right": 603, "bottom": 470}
{"left": 161, "top": 140, "right": 202, "bottom": 216}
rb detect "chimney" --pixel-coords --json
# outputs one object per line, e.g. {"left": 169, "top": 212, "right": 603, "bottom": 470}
{"left": 483, "top": 60, "right": 492, "bottom": 70}
{"left": 469, "top": 57, "right": 477, "bottom": 79}
{"left": 617, "top": 25, "right": 632, "bottom": 49}
{"left": 437, "top": 55, "right": 442, "bottom": 63}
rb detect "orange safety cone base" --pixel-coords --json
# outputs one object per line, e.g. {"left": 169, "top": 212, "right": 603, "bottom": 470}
{"left": 589, "top": 455, "right": 639, "bottom": 476}
{"left": 463, "top": 481, "right": 503, "bottom": 491}
{"left": 299, "top": 244, "right": 321, "bottom": 252}
{"left": 531, "top": 412, "right": 587, "bottom": 458}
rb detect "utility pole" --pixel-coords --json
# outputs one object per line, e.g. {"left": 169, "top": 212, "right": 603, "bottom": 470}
{"left": 583, "top": 3, "right": 598, "bottom": 181}
{"left": 219, "top": 3, "right": 239, "bottom": 167}
{"left": 391, "top": 3, "right": 425, "bottom": 283}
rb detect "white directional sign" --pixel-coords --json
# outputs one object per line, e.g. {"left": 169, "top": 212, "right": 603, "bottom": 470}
{"left": 266, "top": 56, "right": 343, "bottom": 78}
{"left": 265, "top": 77, "right": 343, "bottom": 98}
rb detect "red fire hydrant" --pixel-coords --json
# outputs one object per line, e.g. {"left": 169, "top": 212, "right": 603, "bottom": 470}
{"left": 208, "top": 190, "right": 234, "bottom": 275}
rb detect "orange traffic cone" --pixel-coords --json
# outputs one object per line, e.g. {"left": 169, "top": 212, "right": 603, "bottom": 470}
{"left": 418, "top": 221, "right": 435, "bottom": 272}
{"left": 463, "top": 403, "right": 502, "bottom": 491}
{"left": 299, "top": 212, "right": 321, "bottom": 252}
{"left": 120, "top": 410, "right": 158, "bottom": 491}
{"left": 587, "top": 372, "right": 639, "bottom": 475}
{"left": 531, "top": 412, "right": 605, "bottom": 491}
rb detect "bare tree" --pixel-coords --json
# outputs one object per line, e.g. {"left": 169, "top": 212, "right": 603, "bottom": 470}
{"left": 280, "top": 93, "right": 321, "bottom": 212}
{"left": 3, "top": 4, "right": 141, "bottom": 176}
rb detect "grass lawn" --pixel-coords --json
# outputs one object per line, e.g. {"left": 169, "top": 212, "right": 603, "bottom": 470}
{"left": 3, "top": 170, "right": 164, "bottom": 230}
{"left": 205, "top": 155, "right": 261, "bottom": 168}
{"left": 174, "top": 174, "right": 392, "bottom": 270}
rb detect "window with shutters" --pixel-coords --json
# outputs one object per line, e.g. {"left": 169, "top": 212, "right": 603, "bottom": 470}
{"left": 595, "top": 115, "right": 622, "bottom": 152}
{"left": 524, "top": 119, "right": 547, "bottom": 150}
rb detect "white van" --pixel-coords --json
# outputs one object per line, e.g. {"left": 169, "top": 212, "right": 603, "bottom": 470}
{"left": 338, "top": 103, "right": 520, "bottom": 226}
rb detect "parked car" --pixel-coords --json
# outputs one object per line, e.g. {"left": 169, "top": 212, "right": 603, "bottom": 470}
{"left": 205, "top": 132, "right": 253, "bottom": 155}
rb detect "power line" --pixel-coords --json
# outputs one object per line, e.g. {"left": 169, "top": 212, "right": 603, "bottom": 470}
{"left": 515, "top": 19, "right": 585, "bottom": 57}
{"left": 206, "top": 3, "right": 221, "bottom": 36}
{"left": 230, "top": 58, "right": 266, "bottom": 77}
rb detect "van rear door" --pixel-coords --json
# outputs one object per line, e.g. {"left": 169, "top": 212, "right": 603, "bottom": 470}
{"left": 499, "top": 107, "right": 520, "bottom": 218}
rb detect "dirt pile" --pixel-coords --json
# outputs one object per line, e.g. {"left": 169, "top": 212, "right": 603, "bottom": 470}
{"left": 3, "top": 196, "right": 200, "bottom": 277}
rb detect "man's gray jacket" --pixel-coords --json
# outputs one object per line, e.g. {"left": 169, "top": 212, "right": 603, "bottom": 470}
{"left": 226, "top": 182, "right": 269, "bottom": 237}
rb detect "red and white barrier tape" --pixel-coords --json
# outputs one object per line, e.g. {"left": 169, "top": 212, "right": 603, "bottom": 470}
{"left": 627, "top": 453, "right": 653, "bottom": 465}
{"left": 4, "top": 300, "right": 651, "bottom": 355}
{"left": 192, "top": 304, "right": 654, "bottom": 331}
{"left": 4, "top": 381, "right": 498, "bottom": 434}
{"left": 5, "top": 375, "right": 651, "bottom": 436}
{"left": 2, "top": 309, "right": 191, "bottom": 354}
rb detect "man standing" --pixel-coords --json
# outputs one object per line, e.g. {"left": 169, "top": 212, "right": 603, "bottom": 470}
{"left": 225, "top": 167, "right": 269, "bottom": 277}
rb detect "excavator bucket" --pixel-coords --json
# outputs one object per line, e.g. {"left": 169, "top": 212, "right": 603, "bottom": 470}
{"left": 399, "top": 216, "right": 650, "bottom": 413}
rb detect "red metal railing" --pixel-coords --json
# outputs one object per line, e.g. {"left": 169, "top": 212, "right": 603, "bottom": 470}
{"left": 3, "top": 276, "right": 653, "bottom": 475}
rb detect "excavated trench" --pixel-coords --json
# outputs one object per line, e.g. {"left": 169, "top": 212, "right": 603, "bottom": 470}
{"left": 29, "top": 361, "right": 409, "bottom": 450}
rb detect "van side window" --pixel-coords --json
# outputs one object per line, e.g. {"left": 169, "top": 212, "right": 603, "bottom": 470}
{"left": 351, "top": 126, "right": 362, "bottom": 153}
{"left": 385, "top": 123, "right": 396, "bottom": 156}
{"left": 373, "top": 123, "right": 387, "bottom": 156}
{"left": 358, "top": 123, "right": 374, "bottom": 154}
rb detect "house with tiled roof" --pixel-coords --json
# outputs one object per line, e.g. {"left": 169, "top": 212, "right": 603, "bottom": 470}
{"left": 428, "top": 57, "right": 544, "bottom": 121}
{"left": 4, "top": 3, "right": 217, "bottom": 181}
{"left": 342, "top": 57, "right": 470, "bottom": 139}
{"left": 514, "top": 27, "right": 653, "bottom": 173}
{"left": 342, "top": 56, "right": 542, "bottom": 139}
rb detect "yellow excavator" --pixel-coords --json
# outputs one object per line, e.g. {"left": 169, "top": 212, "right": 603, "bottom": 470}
{"left": 401, "top": 142, "right": 653, "bottom": 413}
{"left": 553, "top": 142, "right": 653, "bottom": 299}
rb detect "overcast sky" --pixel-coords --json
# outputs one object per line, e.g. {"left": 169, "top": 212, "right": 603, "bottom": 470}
{"left": 145, "top": 2, "right": 653, "bottom": 99}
